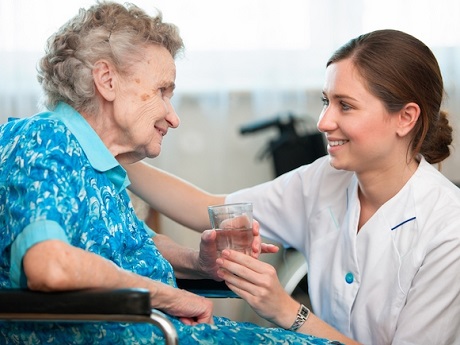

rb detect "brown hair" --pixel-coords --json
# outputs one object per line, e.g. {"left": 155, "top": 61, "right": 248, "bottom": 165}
{"left": 327, "top": 29, "right": 453, "bottom": 164}
{"left": 37, "top": 1, "right": 184, "bottom": 115}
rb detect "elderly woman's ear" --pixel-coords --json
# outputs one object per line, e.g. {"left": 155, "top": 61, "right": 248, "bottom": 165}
{"left": 93, "top": 60, "right": 117, "bottom": 102}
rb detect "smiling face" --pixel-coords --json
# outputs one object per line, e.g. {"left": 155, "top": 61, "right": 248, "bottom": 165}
{"left": 317, "top": 58, "right": 404, "bottom": 175}
{"left": 111, "top": 44, "right": 179, "bottom": 162}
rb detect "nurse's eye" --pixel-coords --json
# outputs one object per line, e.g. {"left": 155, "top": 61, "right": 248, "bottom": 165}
{"left": 340, "top": 101, "right": 351, "bottom": 111}
{"left": 321, "top": 96, "right": 329, "bottom": 107}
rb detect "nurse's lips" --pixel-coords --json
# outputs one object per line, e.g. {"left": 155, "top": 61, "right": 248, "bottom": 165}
{"left": 327, "top": 138, "right": 349, "bottom": 147}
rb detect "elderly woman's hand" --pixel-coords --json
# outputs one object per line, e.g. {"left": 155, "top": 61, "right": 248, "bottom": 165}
{"left": 197, "top": 229, "right": 221, "bottom": 280}
{"left": 155, "top": 284, "right": 214, "bottom": 325}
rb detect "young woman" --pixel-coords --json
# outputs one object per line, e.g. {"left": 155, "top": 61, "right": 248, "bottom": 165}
{"left": 126, "top": 29, "right": 460, "bottom": 344}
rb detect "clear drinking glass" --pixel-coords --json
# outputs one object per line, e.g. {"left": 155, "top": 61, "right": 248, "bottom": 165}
{"left": 208, "top": 202, "right": 253, "bottom": 256}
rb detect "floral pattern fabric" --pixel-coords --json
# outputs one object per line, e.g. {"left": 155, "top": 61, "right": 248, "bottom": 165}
{"left": 0, "top": 105, "right": 340, "bottom": 344}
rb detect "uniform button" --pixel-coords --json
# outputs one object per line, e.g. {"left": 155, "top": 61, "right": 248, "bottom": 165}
{"left": 345, "top": 272, "right": 354, "bottom": 284}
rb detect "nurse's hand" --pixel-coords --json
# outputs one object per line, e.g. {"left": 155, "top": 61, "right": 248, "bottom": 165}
{"left": 215, "top": 249, "right": 299, "bottom": 329}
{"left": 197, "top": 220, "right": 279, "bottom": 281}
{"left": 249, "top": 220, "right": 279, "bottom": 257}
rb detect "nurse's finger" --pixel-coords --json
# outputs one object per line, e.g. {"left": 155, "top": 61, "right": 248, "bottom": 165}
{"left": 221, "top": 249, "right": 272, "bottom": 274}
{"left": 217, "top": 265, "right": 262, "bottom": 297}
{"left": 217, "top": 251, "right": 272, "bottom": 288}
{"left": 260, "top": 243, "right": 279, "bottom": 254}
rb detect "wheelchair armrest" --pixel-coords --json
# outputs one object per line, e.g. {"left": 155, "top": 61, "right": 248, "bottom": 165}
{"left": 0, "top": 288, "right": 178, "bottom": 345}
{"left": 0, "top": 288, "right": 151, "bottom": 315}
{"left": 176, "top": 279, "right": 238, "bottom": 298}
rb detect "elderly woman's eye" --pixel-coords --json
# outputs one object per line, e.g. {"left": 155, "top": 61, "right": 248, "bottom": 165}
{"left": 160, "top": 87, "right": 174, "bottom": 99}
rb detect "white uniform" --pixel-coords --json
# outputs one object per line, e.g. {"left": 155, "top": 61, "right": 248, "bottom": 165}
{"left": 226, "top": 156, "right": 460, "bottom": 345}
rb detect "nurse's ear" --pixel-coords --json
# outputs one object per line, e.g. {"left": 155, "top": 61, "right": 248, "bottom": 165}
{"left": 396, "top": 102, "right": 420, "bottom": 137}
{"left": 93, "top": 60, "right": 117, "bottom": 102}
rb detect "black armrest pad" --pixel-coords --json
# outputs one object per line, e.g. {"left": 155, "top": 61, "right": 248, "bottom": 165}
{"left": 176, "top": 279, "right": 238, "bottom": 298}
{"left": 176, "top": 279, "right": 229, "bottom": 291}
{"left": 0, "top": 288, "right": 151, "bottom": 316}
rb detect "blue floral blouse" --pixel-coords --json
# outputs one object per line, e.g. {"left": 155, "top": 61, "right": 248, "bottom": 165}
{"left": 0, "top": 103, "right": 340, "bottom": 344}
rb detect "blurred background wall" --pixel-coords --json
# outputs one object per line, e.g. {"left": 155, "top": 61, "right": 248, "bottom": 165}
{"left": 1, "top": 0, "right": 459, "bottom": 324}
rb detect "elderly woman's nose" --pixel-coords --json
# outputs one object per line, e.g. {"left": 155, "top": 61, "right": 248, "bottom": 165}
{"left": 166, "top": 102, "right": 180, "bottom": 128}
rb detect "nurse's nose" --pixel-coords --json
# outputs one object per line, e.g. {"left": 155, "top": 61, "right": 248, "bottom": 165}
{"left": 317, "top": 106, "right": 336, "bottom": 133}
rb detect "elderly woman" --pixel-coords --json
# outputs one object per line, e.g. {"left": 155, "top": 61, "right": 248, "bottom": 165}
{"left": 0, "top": 1, "right": 339, "bottom": 344}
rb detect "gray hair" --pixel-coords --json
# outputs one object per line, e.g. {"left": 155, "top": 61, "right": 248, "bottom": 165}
{"left": 37, "top": 1, "right": 184, "bottom": 115}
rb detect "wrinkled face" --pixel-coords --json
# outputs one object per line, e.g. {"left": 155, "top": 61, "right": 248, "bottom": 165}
{"left": 317, "top": 58, "right": 401, "bottom": 174}
{"left": 113, "top": 44, "right": 179, "bottom": 161}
